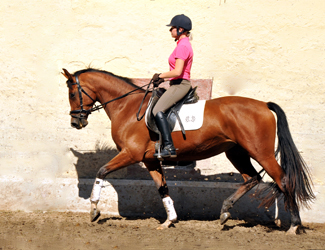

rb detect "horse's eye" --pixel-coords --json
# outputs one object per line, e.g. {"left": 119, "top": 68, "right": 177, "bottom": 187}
{"left": 70, "top": 92, "right": 76, "bottom": 98}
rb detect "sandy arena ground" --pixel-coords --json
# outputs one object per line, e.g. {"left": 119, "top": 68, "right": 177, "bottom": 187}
{"left": 0, "top": 211, "right": 324, "bottom": 250}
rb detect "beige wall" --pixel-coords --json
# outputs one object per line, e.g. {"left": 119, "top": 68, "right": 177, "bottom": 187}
{"left": 1, "top": 0, "right": 324, "bottom": 221}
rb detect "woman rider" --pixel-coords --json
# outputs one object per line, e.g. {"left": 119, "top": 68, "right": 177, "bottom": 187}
{"left": 151, "top": 14, "right": 193, "bottom": 158}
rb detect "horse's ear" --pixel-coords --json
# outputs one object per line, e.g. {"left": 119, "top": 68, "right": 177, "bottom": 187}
{"left": 62, "top": 68, "right": 73, "bottom": 81}
{"left": 70, "top": 148, "right": 83, "bottom": 157}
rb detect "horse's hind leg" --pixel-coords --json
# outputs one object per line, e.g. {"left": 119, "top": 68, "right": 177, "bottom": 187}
{"left": 144, "top": 161, "right": 177, "bottom": 230}
{"left": 257, "top": 157, "right": 302, "bottom": 234}
{"left": 286, "top": 203, "right": 303, "bottom": 234}
{"left": 220, "top": 146, "right": 262, "bottom": 225}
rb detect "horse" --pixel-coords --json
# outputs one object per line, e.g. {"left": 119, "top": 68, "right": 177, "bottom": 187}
{"left": 62, "top": 68, "right": 315, "bottom": 234}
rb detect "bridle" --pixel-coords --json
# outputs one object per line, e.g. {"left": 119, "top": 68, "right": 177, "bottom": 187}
{"left": 69, "top": 75, "right": 96, "bottom": 119}
{"left": 68, "top": 74, "right": 152, "bottom": 120}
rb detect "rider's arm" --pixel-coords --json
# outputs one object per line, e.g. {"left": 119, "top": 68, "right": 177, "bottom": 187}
{"left": 159, "top": 59, "right": 185, "bottom": 79}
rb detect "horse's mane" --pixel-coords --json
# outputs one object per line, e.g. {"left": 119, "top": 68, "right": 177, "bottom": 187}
{"left": 73, "top": 68, "right": 139, "bottom": 89}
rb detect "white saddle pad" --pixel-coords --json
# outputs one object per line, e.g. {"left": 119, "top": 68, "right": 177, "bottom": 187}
{"left": 172, "top": 100, "right": 206, "bottom": 132}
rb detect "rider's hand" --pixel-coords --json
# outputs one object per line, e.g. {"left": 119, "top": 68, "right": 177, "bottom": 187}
{"left": 152, "top": 73, "right": 164, "bottom": 87}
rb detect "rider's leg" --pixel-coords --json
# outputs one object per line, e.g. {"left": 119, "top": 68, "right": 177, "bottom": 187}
{"left": 152, "top": 80, "right": 191, "bottom": 158}
{"left": 154, "top": 111, "right": 177, "bottom": 158}
{"left": 152, "top": 79, "right": 191, "bottom": 116}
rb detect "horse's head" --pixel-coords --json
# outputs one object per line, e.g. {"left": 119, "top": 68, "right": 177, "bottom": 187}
{"left": 62, "top": 68, "right": 97, "bottom": 129}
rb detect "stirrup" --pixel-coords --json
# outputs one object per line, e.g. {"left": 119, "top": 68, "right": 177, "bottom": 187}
{"left": 154, "top": 145, "right": 177, "bottom": 159}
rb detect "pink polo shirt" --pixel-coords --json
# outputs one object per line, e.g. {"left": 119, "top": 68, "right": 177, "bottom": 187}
{"left": 168, "top": 37, "right": 193, "bottom": 81}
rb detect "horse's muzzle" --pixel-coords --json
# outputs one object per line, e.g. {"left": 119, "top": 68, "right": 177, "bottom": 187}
{"left": 71, "top": 116, "right": 88, "bottom": 129}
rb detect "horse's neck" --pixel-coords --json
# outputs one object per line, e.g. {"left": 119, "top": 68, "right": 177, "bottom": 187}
{"left": 95, "top": 74, "right": 144, "bottom": 120}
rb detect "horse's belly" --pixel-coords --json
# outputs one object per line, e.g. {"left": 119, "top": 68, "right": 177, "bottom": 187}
{"left": 176, "top": 140, "right": 235, "bottom": 161}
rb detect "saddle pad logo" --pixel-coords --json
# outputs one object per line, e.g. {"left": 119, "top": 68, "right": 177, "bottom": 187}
{"left": 173, "top": 100, "right": 206, "bottom": 132}
{"left": 185, "top": 116, "right": 196, "bottom": 122}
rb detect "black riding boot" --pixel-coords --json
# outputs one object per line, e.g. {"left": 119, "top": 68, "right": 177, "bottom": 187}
{"left": 154, "top": 111, "right": 177, "bottom": 158}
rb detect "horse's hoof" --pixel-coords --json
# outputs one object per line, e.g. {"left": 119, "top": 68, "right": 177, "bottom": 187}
{"left": 156, "top": 219, "right": 176, "bottom": 230}
{"left": 286, "top": 225, "right": 300, "bottom": 235}
{"left": 90, "top": 208, "right": 101, "bottom": 222}
{"left": 274, "top": 218, "right": 281, "bottom": 228}
{"left": 220, "top": 212, "right": 231, "bottom": 225}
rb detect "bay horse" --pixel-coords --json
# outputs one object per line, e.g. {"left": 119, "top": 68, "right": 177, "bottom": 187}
{"left": 62, "top": 68, "right": 314, "bottom": 234}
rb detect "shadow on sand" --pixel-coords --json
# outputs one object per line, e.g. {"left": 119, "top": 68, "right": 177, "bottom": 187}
{"left": 70, "top": 144, "right": 290, "bottom": 224}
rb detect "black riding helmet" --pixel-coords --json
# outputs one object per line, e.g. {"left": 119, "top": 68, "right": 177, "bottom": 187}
{"left": 166, "top": 14, "right": 192, "bottom": 37}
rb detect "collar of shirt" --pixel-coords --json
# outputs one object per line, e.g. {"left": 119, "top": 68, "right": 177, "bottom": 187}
{"left": 177, "top": 36, "right": 189, "bottom": 45}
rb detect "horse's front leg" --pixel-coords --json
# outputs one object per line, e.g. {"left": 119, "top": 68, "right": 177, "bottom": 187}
{"left": 90, "top": 150, "right": 136, "bottom": 222}
{"left": 144, "top": 161, "right": 177, "bottom": 229}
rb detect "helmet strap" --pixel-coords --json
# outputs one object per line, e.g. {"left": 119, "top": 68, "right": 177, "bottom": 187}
{"left": 175, "top": 27, "right": 184, "bottom": 41}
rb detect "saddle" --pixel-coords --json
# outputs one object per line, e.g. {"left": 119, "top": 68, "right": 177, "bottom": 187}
{"left": 145, "top": 86, "right": 199, "bottom": 140}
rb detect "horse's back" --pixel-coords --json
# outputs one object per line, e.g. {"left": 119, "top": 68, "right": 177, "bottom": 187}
{"left": 208, "top": 95, "right": 267, "bottom": 108}
{"left": 204, "top": 96, "right": 276, "bottom": 143}
{"left": 206, "top": 96, "right": 271, "bottom": 119}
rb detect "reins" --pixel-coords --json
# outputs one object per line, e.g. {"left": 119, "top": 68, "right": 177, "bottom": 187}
{"left": 70, "top": 74, "right": 153, "bottom": 119}
{"left": 90, "top": 80, "right": 152, "bottom": 114}
{"left": 136, "top": 79, "right": 153, "bottom": 121}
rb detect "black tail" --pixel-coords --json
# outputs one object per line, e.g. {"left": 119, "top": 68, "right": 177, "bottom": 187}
{"left": 266, "top": 102, "right": 315, "bottom": 210}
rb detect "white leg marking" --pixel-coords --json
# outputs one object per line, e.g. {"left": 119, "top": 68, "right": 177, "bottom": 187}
{"left": 157, "top": 197, "right": 178, "bottom": 230}
{"left": 90, "top": 178, "right": 103, "bottom": 203}
{"left": 162, "top": 196, "right": 177, "bottom": 222}
{"left": 274, "top": 197, "right": 281, "bottom": 227}
{"left": 275, "top": 197, "right": 279, "bottom": 219}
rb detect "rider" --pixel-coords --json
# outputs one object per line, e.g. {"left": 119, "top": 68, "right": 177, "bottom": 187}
{"left": 152, "top": 14, "right": 193, "bottom": 158}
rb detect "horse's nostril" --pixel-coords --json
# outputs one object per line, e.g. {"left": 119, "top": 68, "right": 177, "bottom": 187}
{"left": 82, "top": 119, "right": 88, "bottom": 127}
{"left": 71, "top": 118, "right": 82, "bottom": 129}
{"left": 71, "top": 122, "right": 80, "bottom": 129}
